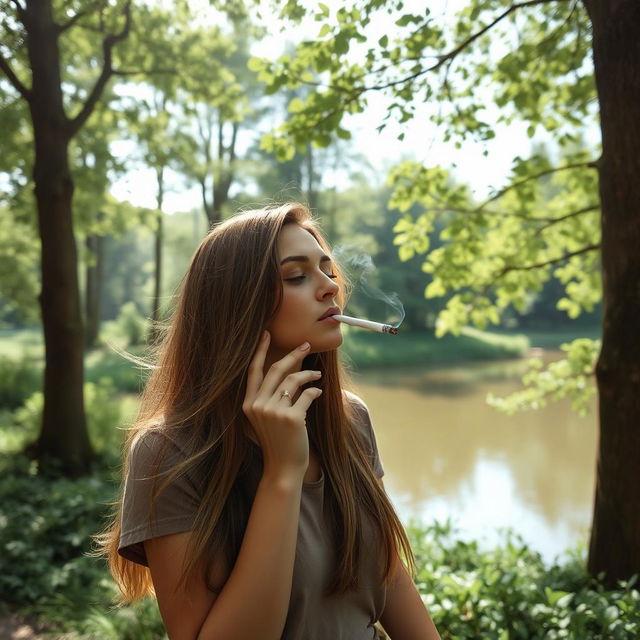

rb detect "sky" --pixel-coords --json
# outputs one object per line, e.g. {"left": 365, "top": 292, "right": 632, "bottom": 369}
{"left": 111, "top": 0, "right": 599, "bottom": 214}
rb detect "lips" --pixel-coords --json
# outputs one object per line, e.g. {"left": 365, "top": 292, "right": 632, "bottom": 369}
{"left": 318, "top": 306, "right": 341, "bottom": 321}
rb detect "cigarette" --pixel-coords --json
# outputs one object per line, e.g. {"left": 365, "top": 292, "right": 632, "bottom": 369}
{"left": 332, "top": 314, "right": 398, "bottom": 335}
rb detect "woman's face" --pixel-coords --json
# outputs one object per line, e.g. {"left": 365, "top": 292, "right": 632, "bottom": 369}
{"left": 266, "top": 223, "right": 343, "bottom": 359}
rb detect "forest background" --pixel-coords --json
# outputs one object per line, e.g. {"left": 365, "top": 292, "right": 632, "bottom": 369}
{"left": 1, "top": 0, "right": 639, "bottom": 638}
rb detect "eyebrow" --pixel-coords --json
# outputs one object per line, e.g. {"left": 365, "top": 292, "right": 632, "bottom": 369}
{"left": 280, "top": 254, "right": 332, "bottom": 266}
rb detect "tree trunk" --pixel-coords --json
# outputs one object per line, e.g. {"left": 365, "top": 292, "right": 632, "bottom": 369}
{"left": 84, "top": 231, "right": 104, "bottom": 349}
{"left": 212, "top": 120, "right": 238, "bottom": 224}
{"left": 25, "top": 0, "right": 93, "bottom": 475}
{"left": 148, "top": 168, "right": 164, "bottom": 344}
{"left": 583, "top": 0, "right": 640, "bottom": 587}
{"left": 305, "top": 142, "right": 318, "bottom": 212}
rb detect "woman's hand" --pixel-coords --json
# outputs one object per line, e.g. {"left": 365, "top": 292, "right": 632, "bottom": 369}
{"left": 242, "top": 331, "right": 322, "bottom": 482}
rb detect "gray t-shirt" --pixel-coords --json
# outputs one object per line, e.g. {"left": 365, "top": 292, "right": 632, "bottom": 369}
{"left": 119, "top": 393, "right": 386, "bottom": 640}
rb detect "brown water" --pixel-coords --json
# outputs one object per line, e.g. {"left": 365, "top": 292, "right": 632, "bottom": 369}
{"left": 352, "top": 352, "right": 598, "bottom": 563}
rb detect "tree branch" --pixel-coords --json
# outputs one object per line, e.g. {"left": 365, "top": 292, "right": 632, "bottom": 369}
{"left": 0, "top": 50, "right": 31, "bottom": 101}
{"left": 111, "top": 67, "right": 177, "bottom": 76}
{"left": 501, "top": 243, "right": 600, "bottom": 275}
{"left": 478, "top": 161, "right": 598, "bottom": 210}
{"left": 56, "top": 1, "right": 100, "bottom": 34}
{"left": 66, "top": 0, "right": 131, "bottom": 137}
{"left": 534, "top": 204, "right": 599, "bottom": 234}
{"left": 361, "top": 0, "right": 571, "bottom": 92}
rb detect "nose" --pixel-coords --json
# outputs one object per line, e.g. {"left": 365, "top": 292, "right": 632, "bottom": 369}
{"left": 317, "top": 272, "right": 339, "bottom": 299}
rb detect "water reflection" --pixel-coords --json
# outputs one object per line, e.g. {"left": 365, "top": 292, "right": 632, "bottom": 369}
{"left": 352, "top": 353, "right": 597, "bottom": 563}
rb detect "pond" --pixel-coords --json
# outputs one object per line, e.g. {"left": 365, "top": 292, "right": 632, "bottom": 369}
{"left": 352, "top": 351, "right": 597, "bottom": 564}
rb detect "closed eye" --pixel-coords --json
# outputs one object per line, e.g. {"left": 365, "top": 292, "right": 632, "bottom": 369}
{"left": 285, "top": 273, "right": 338, "bottom": 283}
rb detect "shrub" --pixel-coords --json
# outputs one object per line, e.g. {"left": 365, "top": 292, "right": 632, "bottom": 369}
{"left": 0, "top": 356, "right": 41, "bottom": 409}
{"left": 0, "top": 454, "right": 166, "bottom": 639}
{"left": 405, "top": 522, "right": 640, "bottom": 640}
{"left": 86, "top": 347, "right": 149, "bottom": 394}
{"left": 12, "top": 380, "right": 124, "bottom": 455}
{"left": 114, "top": 302, "right": 148, "bottom": 347}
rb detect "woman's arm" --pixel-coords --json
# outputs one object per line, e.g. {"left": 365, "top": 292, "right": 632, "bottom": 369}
{"left": 376, "top": 478, "right": 441, "bottom": 640}
{"left": 145, "top": 335, "right": 322, "bottom": 640}
{"left": 379, "top": 560, "right": 441, "bottom": 640}
{"left": 146, "top": 472, "right": 304, "bottom": 640}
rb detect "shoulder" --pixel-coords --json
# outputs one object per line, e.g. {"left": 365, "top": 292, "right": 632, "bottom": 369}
{"left": 342, "top": 389, "right": 374, "bottom": 440}
{"left": 343, "top": 388, "right": 369, "bottom": 412}
{"left": 343, "top": 389, "right": 372, "bottom": 426}
{"left": 342, "top": 390, "right": 384, "bottom": 478}
{"left": 126, "top": 425, "right": 195, "bottom": 484}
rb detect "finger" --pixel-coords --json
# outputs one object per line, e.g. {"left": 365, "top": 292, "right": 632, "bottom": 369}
{"left": 267, "top": 370, "right": 322, "bottom": 405}
{"left": 259, "top": 341, "right": 312, "bottom": 398}
{"left": 245, "top": 331, "right": 271, "bottom": 402}
{"left": 292, "top": 387, "right": 323, "bottom": 414}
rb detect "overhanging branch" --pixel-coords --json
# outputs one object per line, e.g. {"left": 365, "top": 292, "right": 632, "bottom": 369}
{"left": 478, "top": 161, "right": 598, "bottom": 210}
{"left": 362, "top": 0, "right": 571, "bottom": 92}
{"left": 534, "top": 204, "right": 599, "bottom": 234}
{"left": 502, "top": 243, "right": 600, "bottom": 275}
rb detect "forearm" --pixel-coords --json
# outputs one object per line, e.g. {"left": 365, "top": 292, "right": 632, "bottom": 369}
{"left": 197, "top": 473, "right": 302, "bottom": 640}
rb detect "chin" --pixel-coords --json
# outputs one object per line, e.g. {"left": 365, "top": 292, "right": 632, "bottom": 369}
{"left": 311, "top": 333, "right": 343, "bottom": 354}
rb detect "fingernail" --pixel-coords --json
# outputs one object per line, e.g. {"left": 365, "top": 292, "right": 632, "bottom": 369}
{"left": 298, "top": 342, "right": 310, "bottom": 350}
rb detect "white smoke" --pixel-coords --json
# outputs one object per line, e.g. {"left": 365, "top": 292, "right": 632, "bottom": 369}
{"left": 334, "top": 245, "right": 405, "bottom": 328}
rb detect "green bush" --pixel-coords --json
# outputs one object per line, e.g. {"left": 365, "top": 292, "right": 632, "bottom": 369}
{"left": 86, "top": 346, "right": 149, "bottom": 394}
{"left": 114, "top": 302, "right": 148, "bottom": 347}
{"left": 12, "top": 380, "right": 124, "bottom": 455}
{"left": 0, "top": 356, "right": 41, "bottom": 409}
{"left": 0, "top": 455, "right": 114, "bottom": 607}
{"left": 341, "top": 328, "right": 528, "bottom": 369}
{"left": 406, "top": 522, "right": 640, "bottom": 640}
{"left": 0, "top": 453, "right": 166, "bottom": 639}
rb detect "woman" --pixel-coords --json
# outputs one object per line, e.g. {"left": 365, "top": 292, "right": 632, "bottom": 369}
{"left": 98, "top": 203, "right": 441, "bottom": 640}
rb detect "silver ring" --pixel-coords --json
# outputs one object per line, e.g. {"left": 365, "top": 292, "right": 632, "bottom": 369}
{"left": 280, "top": 389, "right": 291, "bottom": 401}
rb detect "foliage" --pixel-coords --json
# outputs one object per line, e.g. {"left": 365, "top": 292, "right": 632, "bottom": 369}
{"left": 86, "top": 345, "right": 149, "bottom": 394}
{"left": 113, "top": 301, "right": 148, "bottom": 347}
{"left": 0, "top": 452, "right": 167, "bottom": 639}
{"left": 0, "top": 356, "right": 41, "bottom": 410}
{"left": 10, "top": 380, "right": 123, "bottom": 456}
{"left": 487, "top": 338, "right": 599, "bottom": 417}
{"left": 0, "top": 454, "right": 114, "bottom": 608}
{"left": 406, "top": 521, "right": 640, "bottom": 640}
{"left": 341, "top": 326, "right": 527, "bottom": 369}
{"left": 254, "top": 0, "right": 602, "bottom": 415}
{"left": 0, "top": 205, "right": 40, "bottom": 323}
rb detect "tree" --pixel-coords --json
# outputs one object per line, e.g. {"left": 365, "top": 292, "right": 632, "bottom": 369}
{"left": 172, "top": 21, "right": 262, "bottom": 226}
{"left": 0, "top": 0, "right": 133, "bottom": 475}
{"left": 253, "top": 0, "right": 639, "bottom": 587}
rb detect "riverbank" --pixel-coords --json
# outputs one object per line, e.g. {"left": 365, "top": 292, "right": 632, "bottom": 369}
{"left": 341, "top": 326, "right": 530, "bottom": 369}
{"left": 0, "top": 325, "right": 601, "bottom": 373}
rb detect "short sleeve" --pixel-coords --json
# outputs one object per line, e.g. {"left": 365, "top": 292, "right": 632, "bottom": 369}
{"left": 118, "top": 430, "right": 201, "bottom": 566}
{"left": 345, "top": 391, "right": 385, "bottom": 478}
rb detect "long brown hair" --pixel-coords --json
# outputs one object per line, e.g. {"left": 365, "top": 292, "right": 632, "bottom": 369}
{"left": 96, "top": 203, "right": 415, "bottom": 602}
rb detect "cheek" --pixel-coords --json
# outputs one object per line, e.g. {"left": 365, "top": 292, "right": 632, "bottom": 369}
{"left": 270, "top": 290, "right": 305, "bottom": 331}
